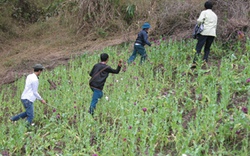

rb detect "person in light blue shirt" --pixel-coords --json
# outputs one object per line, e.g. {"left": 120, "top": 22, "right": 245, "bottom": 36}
{"left": 11, "top": 64, "right": 46, "bottom": 125}
{"left": 193, "top": 1, "right": 218, "bottom": 66}
{"left": 128, "top": 22, "right": 151, "bottom": 64}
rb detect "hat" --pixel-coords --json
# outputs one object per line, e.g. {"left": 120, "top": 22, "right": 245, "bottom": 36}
{"left": 142, "top": 22, "right": 151, "bottom": 29}
{"left": 33, "top": 64, "right": 45, "bottom": 69}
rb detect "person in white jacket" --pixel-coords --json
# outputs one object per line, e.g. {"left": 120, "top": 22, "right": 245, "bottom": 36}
{"left": 11, "top": 64, "right": 46, "bottom": 125}
{"left": 193, "top": 1, "right": 217, "bottom": 66}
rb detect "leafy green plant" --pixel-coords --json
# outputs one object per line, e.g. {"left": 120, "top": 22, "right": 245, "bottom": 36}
{"left": 123, "top": 4, "right": 136, "bottom": 24}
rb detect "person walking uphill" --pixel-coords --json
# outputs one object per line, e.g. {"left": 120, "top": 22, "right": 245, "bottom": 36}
{"left": 128, "top": 22, "right": 151, "bottom": 64}
{"left": 89, "top": 53, "right": 122, "bottom": 115}
{"left": 10, "top": 64, "right": 46, "bottom": 126}
{"left": 192, "top": 1, "right": 217, "bottom": 67}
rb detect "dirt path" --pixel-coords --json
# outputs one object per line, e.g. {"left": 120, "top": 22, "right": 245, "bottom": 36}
{"left": 0, "top": 33, "right": 136, "bottom": 85}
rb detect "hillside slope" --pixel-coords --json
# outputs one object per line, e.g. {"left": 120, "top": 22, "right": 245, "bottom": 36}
{"left": 0, "top": 28, "right": 137, "bottom": 85}
{"left": 1, "top": 0, "right": 249, "bottom": 85}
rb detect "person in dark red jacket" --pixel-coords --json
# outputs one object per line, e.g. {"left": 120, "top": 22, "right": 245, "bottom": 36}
{"left": 89, "top": 53, "right": 122, "bottom": 115}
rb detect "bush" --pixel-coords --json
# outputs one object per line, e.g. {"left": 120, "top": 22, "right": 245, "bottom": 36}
{"left": 214, "top": 0, "right": 250, "bottom": 47}
{"left": 154, "top": 0, "right": 250, "bottom": 50}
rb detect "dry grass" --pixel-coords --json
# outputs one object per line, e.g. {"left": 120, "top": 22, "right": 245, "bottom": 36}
{"left": 0, "top": 15, "right": 136, "bottom": 85}
{"left": 0, "top": 0, "right": 249, "bottom": 85}
{"left": 152, "top": 0, "right": 205, "bottom": 39}
{"left": 57, "top": 0, "right": 156, "bottom": 36}
{"left": 154, "top": 0, "right": 250, "bottom": 43}
{"left": 215, "top": 0, "right": 250, "bottom": 43}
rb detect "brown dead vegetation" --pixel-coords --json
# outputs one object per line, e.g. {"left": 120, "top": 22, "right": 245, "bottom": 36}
{"left": 153, "top": 0, "right": 250, "bottom": 44}
{"left": 0, "top": 0, "right": 249, "bottom": 86}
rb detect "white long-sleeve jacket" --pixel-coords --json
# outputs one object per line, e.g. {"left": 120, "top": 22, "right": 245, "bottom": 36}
{"left": 197, "top": 9, "right": 217, "bottom": 37}
{"left": 21, "top": 73, "right": 43, "bottom": 102}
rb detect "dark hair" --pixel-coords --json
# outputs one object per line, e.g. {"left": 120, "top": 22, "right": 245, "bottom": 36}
{"left": 204, "top": 1, "right": 213, "bottom": 9}
{"left": 100, "top": 53, "right": 109, "bottom": 62}
{"left": 34, "top": 68, "right": 43, "bottom": 72}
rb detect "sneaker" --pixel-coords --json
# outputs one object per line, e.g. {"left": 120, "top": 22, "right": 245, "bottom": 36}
{"left": 9, "top": 118, "right": 15, "bottom": 123}
{"left": 202, "top": 61, "right": 207, "bottom": 66}
{"left": 191, "top": 63, "right": 196, "bottom": 68}
{"left": 25, "top": 132, "right": 32, "bottom": 135}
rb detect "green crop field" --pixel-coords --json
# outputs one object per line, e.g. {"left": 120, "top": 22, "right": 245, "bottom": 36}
{"left": 1, "top": 38, "right": 250, "bottom": 155}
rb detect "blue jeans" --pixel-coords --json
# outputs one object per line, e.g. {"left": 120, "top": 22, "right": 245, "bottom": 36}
{"left": 11, "top": 99, "right": 34, "bottom": 125}
{"left": 128, "top": 44, "right": 147, "bottom": 64}
{"left": 89, "top": 88, "right": 103, "bottom": 115}
{"left": 193, "top": 34, "right": 215, "bottom": 63}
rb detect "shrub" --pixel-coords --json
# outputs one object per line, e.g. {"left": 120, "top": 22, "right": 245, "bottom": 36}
{"left": 154, "top": 0, "right": 250, "bottom": 51}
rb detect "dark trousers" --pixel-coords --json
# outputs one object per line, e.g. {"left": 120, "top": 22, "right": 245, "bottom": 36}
{"left": 193, "top": 34, "right": 215, "bottom": 63}
{"left": 128, "top": 44, "right": 147, "bottom": 64}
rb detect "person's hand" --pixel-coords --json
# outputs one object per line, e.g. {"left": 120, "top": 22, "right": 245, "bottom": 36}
{"left": 41, "top": 99, "right": 46, "bottom": 104}
{"left": 118, "top": 59, "right": 122, "bottom": 67}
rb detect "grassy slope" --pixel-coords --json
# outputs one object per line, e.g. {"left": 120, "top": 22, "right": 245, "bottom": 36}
{"left": 0, "top": 0, "right": 250, "bottom": 154}
{"left": 1, "top": 39, "right": 249, "bottom": 155}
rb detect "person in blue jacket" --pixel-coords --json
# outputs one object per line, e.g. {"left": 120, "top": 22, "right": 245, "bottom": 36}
{"left": 128, "top": 22, "right": 151, "bottom": 64}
